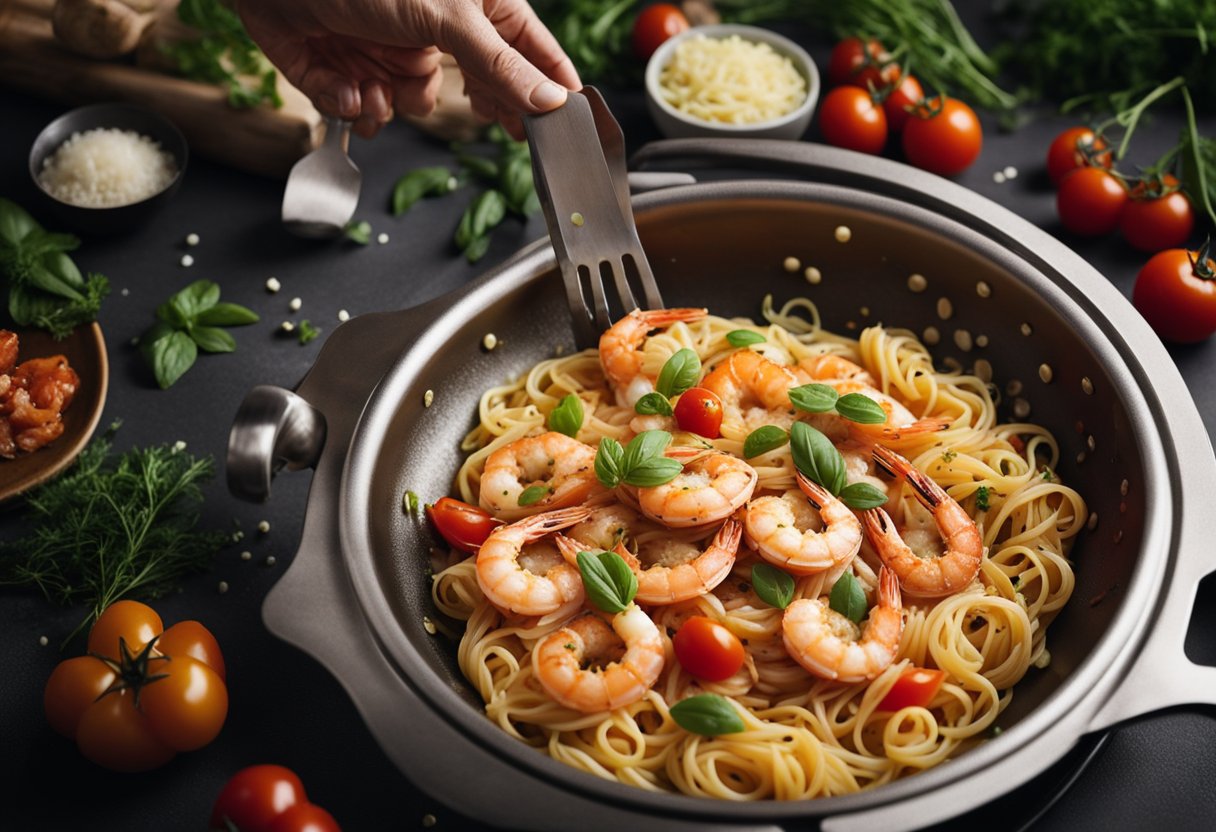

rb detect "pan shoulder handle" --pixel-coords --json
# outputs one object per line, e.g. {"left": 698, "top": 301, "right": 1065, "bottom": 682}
{"left": 227, "top": 385, "right": 326, "bottom": 502}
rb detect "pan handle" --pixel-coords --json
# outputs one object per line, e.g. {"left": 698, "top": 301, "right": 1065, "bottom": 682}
{"left": 227, "top": 385, "right": 326, "bottom": 502}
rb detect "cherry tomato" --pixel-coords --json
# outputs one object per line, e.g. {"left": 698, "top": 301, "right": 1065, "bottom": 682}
{"left": 87, "top": 599, "right": 163, "bottom": 660}
{"left": 425, "top": 496, "right": 502, "bottom": 553}
{"left": 1056, "top": 167, "right": 1127, "bottom": 236}
{"left": 267, "top": 803, "right": 343, "bottom": 832}
{"left": 673, "top": 387, "right": 723, "bottom": 438}
{"left": 1132, "top": 243, "right": 1216, "bottom": 343}
{"left": 1046, "top": 126, "right": 1112, "bottom": 186}
{"left": 851, "top": 61, "right": 902, "bottom": 95}
{"left": 631, "top": 3, "right": 690, "bottom": 60}
{"left": 673, "top": 615, "right": 745, "bottom": 682}
{"left": 140, "top": 654, "right": 228, "bottom": 751}
{"left": 158, "top": 620, "right": 227, "bottom": 681}
{"left": 43, "top": 655, "right": 116, "bottom": 738}
{"left": 901, "top": 96, "right": 982, "bottom": 176}
{"left": 818, "top": 86, "right": 888, "bottom": 155}
{"left": 878, "top": 667, "right": 946, "bottom": 711}
{"left": 880, "top": 74, "right": 923, "bottom": 132}
{"left": 75, "top": 689, "right": 176, "bottom": 773}
{"left": 1119, "top": 174, "right": 1195, "bottom": 253}
{"left": 211, "top": 765, "right": 309, "bottom": 831}
{"left": 826, "top": 37, "right": 887, "bottom": 87}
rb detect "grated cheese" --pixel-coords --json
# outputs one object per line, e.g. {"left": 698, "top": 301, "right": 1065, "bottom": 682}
{"left": 38, "top": 128, "right": 176, "bottom": 208}
{"left": 659, "top": 34, "right": 806, "bottom": 125}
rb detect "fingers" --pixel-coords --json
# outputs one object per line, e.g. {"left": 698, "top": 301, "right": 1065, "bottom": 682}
{"left": 485, "top": 0, "right": 581, "bottom": 94}
{"left": 296, "top": 62, "right": 360, "bottom": 119}
{"left": 392, "top": 67, "right": 444, "bottom": 118}
{"left": 353, "top": 78, "right": 393, "bottom": 139}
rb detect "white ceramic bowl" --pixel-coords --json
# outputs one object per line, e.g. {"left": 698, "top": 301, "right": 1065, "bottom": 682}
{"left": 644, "top": 24, "right": 820, "bottom": 140}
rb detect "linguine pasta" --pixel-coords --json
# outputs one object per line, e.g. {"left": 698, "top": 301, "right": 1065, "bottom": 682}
{"left": 431, "top": 296, "right": 1084, "bottom": 800}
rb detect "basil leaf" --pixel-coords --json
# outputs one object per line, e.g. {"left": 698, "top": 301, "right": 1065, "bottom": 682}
{"left": 834, "top": 393, "right": 888, "bottom": 425}
{"left": 838, "top": 482, "right": 888, "bottom": 510}
{"left": 669, "top": 694, "right": 745, "bottom": 736}
{"left": 392, "top": 166, "right": 451, "bottom": 215}
{"left": 789, "top": 422, "right": 847, "bottom": 495}
{"left": 196, "top": 301, "right": 259, "bottom": 326}
{"left": 634, "top": 392, "right": 673, "bottom": 417}
{"left": 622, "top": 456, "right": 683, "bottom": 487}
{"left": 751, "top": 563, "right": 795, "bottom": 609}
{"left": 344, "top": 220, "right": 372, "bottom": 244}
{"left": 621, "top": 430, "right": 672, "bottom": 471}
{"left": 174, "top": 279, "right": 221, "bottom": 321}
{"left": 21, "top": 259, "right": 82, "bottom": 300}
{"left": 0, "top": 197, "right": 38, "bottom": 246}
{"left": 789, "top": 383, "right": 839, "bottom": 413}
{"left": 829, "top": 572, "right": 867, "bottom": 624}
{"left": 463, "top": 234, "right": 491, "bottom": 263}
{"left": 548, "top": 394, "right": 584, "bottom": 438}
{"left": 725, "top": 329, "right": 766, "bottom": 347}
{"left": 469, "top": 189, "right": 507, "bottom": 238}
{"left": 743, "top": 425, "right": 789, "bottom": 459}
{"left": 594, "top": 437, "right": 625, "bottom": 488}
{"left": 189, "top": 325, "right": 236, "bottom": 354}
{"left": 517, "top": 484, "right": 551, "bottom": 506}
{"left": 655, "top": 349, "right": 701, "bottom": 398}
{"left": 148, "top": 330, "right": 198, "bottom": 389}
{"left": 577, "top": 549, "right": 637, "bottom": 613}
{"left": 500, "top": 155, "right": 537, "bottom": 216}
{"left": 458, "top": 154, "right": 500, "bottom": 181}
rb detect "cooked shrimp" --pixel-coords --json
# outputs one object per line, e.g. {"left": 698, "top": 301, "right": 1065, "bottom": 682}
{"left": 532, "top": 606, "right": 665, "bottom": 713}
{"left": 826, "top": 381, "right": 950, "bottom": 444}
{"left": 636, "top": 449, "right": 757, "bottom": 528}
{"left": 479, "top": 431, "right": 605, "bottom": 520}
{"left": 744, "top": 472, "right": 862, "bottom": 575}
{"left": 798, "top": 354, "right": 875, "bottom": 387}
{"left": 782, "top": 565, "right": 904, "bottom": 683}
{"left": 702, "top": 349, "right": 802, "bottom": 414}
{"left": 599, "top": 307, "right": 707, "bottom": 405}
{"left": 476, "top": 507, "right": 592, "bottom": 617}
{"left": 566, "top": 502, "right": 646, "bottom": 552}
{"left": 862, "top": 445, "right": 983, "bottom": 597}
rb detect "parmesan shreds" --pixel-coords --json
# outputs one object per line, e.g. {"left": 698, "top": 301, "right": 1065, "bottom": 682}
{"left": 659, "top": 34, "right": 806, "bottom": 125}
{"left": 38, "top": 128, "right": 177, "bottom": 208}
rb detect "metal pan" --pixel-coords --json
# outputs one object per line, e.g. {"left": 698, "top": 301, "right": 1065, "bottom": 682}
{"left": 228, "top": 140, "right": 1216, "bottom": 831}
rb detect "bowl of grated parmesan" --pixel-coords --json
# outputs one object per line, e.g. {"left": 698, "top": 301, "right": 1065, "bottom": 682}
{"left": 645, "top": 24, "right": 819, "bottom": 141}
{"left": 28, "top": 103, "right": 187, "bottom": 235}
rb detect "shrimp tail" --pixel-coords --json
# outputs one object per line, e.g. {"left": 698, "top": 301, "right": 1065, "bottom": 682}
{"left": 517, "top": 506, "right": 594, "bottom": 541}
{"left": 795, "top": 471, "right": 831, "bottom": 509}
{"left": 876, "top": 565, "right": 902, "bottom": 612}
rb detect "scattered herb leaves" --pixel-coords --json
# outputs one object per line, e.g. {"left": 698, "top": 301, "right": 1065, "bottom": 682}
{"left": 751, "top": 563, "right": 795, "bottom": 609}
{"left": 726, "top": 329, "right": 766, "bottom": 347}
{"left": 634, "top": 391, "right": 674, "bottom": 417}
{"left": 548, "top": 394, "right": 584, "bottom": 437}
{"left": 164, "top": 0, "right": 282, "bottom": 109}
{"left": 139, "top": 279, "right": 258, "bottom": 389}
{"left": 789, "top": 383, "right": 839, "bottom": 413}
{"left": 576, "top": 549, "right": 637, "bottom": 613}
{"left": 669, "top": 694, "right": 745, "bottom": 736}
{"left": 392, "top": 166, "right": 454, "bottom": 215}
{"left": 975, "top": 485, "right": 991, "bottom": 511}
{"left": 834, "top": 393, "right": 888, "bottom": 424}
{"left": 655, "top": 349, "right": 701, "bottom": 398}
{"left": 829, "top": 571, "right": 867, "bottom": 624}
{"left": 344, "top": 220, "right": 372, "bottom": 245}
{"left": 838, "top": 482, "right": 888, "bottom": 510}
{"left": 743, "top": 425, "right": 789, "bottom": 459}
{"left": 790, "top": 422, "right": 847, "bottom": 495}
{"left": 594, "top": 431, "right": 682, "bottom": 488}
{"left": 517, "top": 484, "right": 551, "bottom": 506}
{"left": 297, "top": 319, "right": 320, "bottom": 345}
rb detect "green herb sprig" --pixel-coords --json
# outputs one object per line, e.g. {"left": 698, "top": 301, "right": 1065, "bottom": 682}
{"left": 594, "top": 430, "right": 683, "bottom": 488}
{"left": 790, "top": 422, "right": 888, "bottom": 510}
{"left": 139, "top": 279, "right": 259, "bottom": 389}
{"left": 576, "top": 549, "right": 637, "bottom": 613}
{"left": 789, "top": 383, "right": 887, "bottom": 424}
{"left": 164, "top": 0, "right": 282, "bottom": 109}
{"left": 0, "top": 198, "right": 109, "bottom": 339}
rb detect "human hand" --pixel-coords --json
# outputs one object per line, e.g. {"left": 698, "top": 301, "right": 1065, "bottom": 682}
{"left": 238, "top": 0, "right": 582, "bottom": 139}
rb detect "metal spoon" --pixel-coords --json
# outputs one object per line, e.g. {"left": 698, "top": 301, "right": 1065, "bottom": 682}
{"left": 282, "top": 117, "right": 361, "bottom": 238}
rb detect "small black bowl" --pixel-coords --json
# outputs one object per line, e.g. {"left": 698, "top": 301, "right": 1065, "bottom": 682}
{"left": 28, "top": 103, "right": 189, "bottom": 236}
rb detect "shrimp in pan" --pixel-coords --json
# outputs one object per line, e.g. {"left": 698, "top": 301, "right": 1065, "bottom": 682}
{"left": 636, "top": 449, "right": 757, "bottom": 528}
{"left": 701, "top": 349, "right": 803, "bottom": 432}
{"left": 599, "top": 307, "right": 707, "bottom": 406}
{"left": 862, "top": 445, "right": 984, "bottom": 598}
{"left": 782, "top": 565, "right": 904, "bottom": 683}
{"left": 797, "top": 353, "right": 876, "bottom": 387}
{"left": 476, "top": 507, "right": 592, "bottom": 617}
{"left": 479, "top": 431, "right": 605, "bottom": 521}
{"left": 532, "top": 606, "right": 665, "bottom": 713}
{"left": 825, "top": 381, "right": 951, "bottom": 446}
{"left": 744, "top": 471, "right": 862, "bottom": 576}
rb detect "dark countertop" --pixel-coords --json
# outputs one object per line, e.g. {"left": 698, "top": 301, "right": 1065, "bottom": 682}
{"left": 4, "top": 12, "right": 1216, "bottom": 832}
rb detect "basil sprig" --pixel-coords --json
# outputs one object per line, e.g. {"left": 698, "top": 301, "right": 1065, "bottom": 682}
{"left": 751, "top": 563, "right": 795, "bottom": 609}
{"left": 743, "top": 425, "right": 789, "bottom": 459}
{"left": 576, "top": 549, "right": 637, "bottom": 613}
{"left": 726, "top": 329, "right": 766, "bottom": 347}
{"left": 655, "top": 349, "right": 701, "bottom": 398}
{"left": 634, "top": 391, "right": 673, "bottom": 417}
{"left": 594, "top": 431, "right": 682, "bottom": 488}
{"left": 669, "top": 694, "right": 745, "bottom": 736}
{"left": 139, "top": 279, "right": 259, "bottom": 389}
{"left": 788, "top": 383, "right": 887, "bottom": 424}
{"left": 829, "top": 571, "right": 867, "bottom": 623}
{"left": 789, "top": 422, "right": 887, "bottom": 510}
{"left": 548, "top": 394, "right": 584, "bottom": 437}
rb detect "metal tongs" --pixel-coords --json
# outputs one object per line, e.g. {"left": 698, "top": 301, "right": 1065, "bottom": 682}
{"left": 524, "top": 88, "right": 665, "bottom": 349}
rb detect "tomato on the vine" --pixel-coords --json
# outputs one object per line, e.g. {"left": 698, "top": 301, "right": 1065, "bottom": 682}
{"left": 426, "top": 496, "right": 502, "bottom": 553}
{"left": 1132, "top": 241, "right": 1216, "bottom": 343}
{"left": 1046, "top": 127, "right": 1112, "bottom": 186}
{"left": 1056, "top": 167, "right": 1127, "bottom": 236}
{"left": 44, "top": 600, "right": 228, "bottom": 772}
{"left": 1119, "top": 174, "right": 1195, "bottom": 253}
{"left": 901, "top": 96, "right": 982, "bottom": 175}
{"left": 818, "top": 86, "right": 887, "bottom": 155}
{"left": 826, "top": 37, "right": 887, "bottom": 87}
{"left": 673, "top": 615, "right": 745, "bottom": 682}
{"left": 631, "top": 3, "right": 689, "bottom": 60}
{"left": 673, "top": 387, "right": 723, "bottom": 438}
{"left": 880, "top": 74, "right": 923, "bottom": 133}
{"left": 211, "top": 764, "right": 343, "bottom": 832}
{"left": 878, "top": 667, "right": 946, "bottom": 711}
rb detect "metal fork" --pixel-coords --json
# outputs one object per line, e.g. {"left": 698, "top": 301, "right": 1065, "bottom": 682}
{"left": 524, "top": 87, "right": 664, "bottom": 349}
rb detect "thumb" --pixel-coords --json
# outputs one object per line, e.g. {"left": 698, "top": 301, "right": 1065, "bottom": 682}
{"left": 437, "top": 12, "right": 568, "bottom": 113}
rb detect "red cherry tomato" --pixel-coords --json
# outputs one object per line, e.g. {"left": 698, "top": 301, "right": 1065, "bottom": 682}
{"left": 818, "top": 86, "right": 888, "bottom": 155}
{"left": 139, "top": 654, "right": 228, "bottom": 751}
{"left": 86, "top": 599, "right": 163, "bottom": 660}
{"left": 1119, "top": 174, "right": 1195, "bottom": 253}
{"left": 901, "top": 96, "right": 982, "bottom": 176}
{"left": 211, "top": 765, "right": 308, "bottom": 831}
{"left": 826, "top": 37, "right": 887, "bottom": 87}
{"left": 1046, "top": 126, "right": 1112, "bottom": 186}
{"left": 878, "top": 667, "right": 946, "bottom": 711}
{"left": 1056, "top": 167, "right": 1128, "bottom": 236}
{"left": 673, "top": 387, "right": 723, "bottom": 438}
{"left": 158, "top": 620, "right": 227, "bottom": 681}
{"left": 880, "top": 74, "right": 923, "bottom": 132}
{"left": 673, "top": 615, "right": 745, "bottom": 682}
{"left": 1132, "top": 244, "right": 1216, "bottom": 343}
{"left": 426, "top": 496, "right": 502, "bottom": 553}
{"left": 267, "top": 803, "right": 343, "bottom": 832}
{"left": 631, "top": 3, "right": 690, "bottom": 60}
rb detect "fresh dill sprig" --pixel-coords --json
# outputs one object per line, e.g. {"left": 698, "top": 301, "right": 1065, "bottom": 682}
{"left": 0, "top": 430, "right": 228, "bottom": 639}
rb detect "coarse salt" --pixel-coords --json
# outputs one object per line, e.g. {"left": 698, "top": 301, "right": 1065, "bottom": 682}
{"left": 38, "top": 127, "right": 176, "bottom": 208}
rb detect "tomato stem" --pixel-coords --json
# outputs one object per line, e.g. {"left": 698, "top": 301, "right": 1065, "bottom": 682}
{"left": 94, "top": 636, "right": 170, "bottom": 707}
{"left": 1190, "top": 237, "right": 1216, "bottom": 281}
